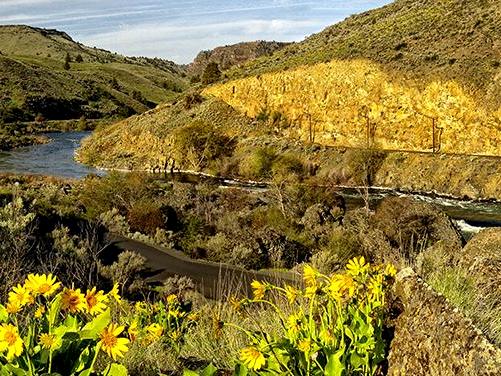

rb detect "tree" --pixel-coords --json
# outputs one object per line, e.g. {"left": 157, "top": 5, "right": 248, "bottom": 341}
{"left": 63, "top": 60, "right": 70, "bottom": 70}
{"left": 201, "top": 62, "right": 221, "bottom": 85}
{"left": 75, "top": 53, "right": 83, "bottom": 63}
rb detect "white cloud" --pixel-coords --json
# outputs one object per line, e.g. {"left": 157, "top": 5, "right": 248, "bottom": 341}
{"left": 79, "top": 18, "right": 320, "bottom": 63}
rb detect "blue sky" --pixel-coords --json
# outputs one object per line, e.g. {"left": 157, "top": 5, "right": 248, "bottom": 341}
{"left": 0, "top": 0, "right": 392, "bottom": 63}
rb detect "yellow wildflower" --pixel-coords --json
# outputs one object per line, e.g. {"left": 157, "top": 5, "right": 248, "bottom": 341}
{"left": 61, "top": 288, "right": 86, "bottom": 313}
{"left": 385, "top": 263, "right": 397, "bottom": 278}
{"left": 108, "top": 283, "right": 121, "bottom": 303}
{"left": 166, "top": 294, "right": 177, "bottom": 304}
{"left": 346, "top": 256, "right": 370, "bottom": 277}
{"left": 34, "top": 306, "right": 46, "bottom": 319}
{"left": 0, "top": 324, "right": 23, "bottom": 360}
{"left": 251, "top": 280, "right": 266, "bottom": 300}
{"left": 303, "top": 265, "right": 317, "bottom": 287}
{"left": 25, "top": 274, "right": 61, "bottom": 297}
{"left": 240, "top": 347, "right": 266, "bottom": 371}
{"left": 284, "top": 285, "right": 298, "bottom": 304}
{"left": 298, "top": 339, "right": 311, "bottom": 353}
{"left": 99, "top": 324, "right": 130, "bottom": 360}
{"left": 39, "top": 333, "right": 60, "bottom": 351}
{"left": 319, "top": 328, "right": 335, "bottom": 345}
{"left": 85, "top": 287, "right": 107, "bottom": 316}
{"left": 329, "top": 274, "right": 355, "bottom": 300}
{"left": 146, "top": 323, "right": 163, "bottom": 339}
{"left": 304, "top": 285, "right": 319, "bottom": 299}
{"left": 134, "top": 301, "right": 147, "bottom": 313}
{"left": 128, "top": 321, "right": 139, "bottom": 342}
{"left": 287, "top": 313, "right": 302, "bottom": 336}
{"left": 7, "top": 284, "right": 32, "bottom": 310}
{"left": 6, "top": 301, "right": 21, "bottom": 315}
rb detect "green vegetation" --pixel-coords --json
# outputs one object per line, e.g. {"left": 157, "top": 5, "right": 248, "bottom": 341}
{"left": 0, "top": 25, "right": 189, "bottom": 125}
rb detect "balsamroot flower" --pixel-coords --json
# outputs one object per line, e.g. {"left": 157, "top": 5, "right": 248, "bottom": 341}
{"left": 251, "top": 280, "right": 266, "bottom": 300}
{"left": 25, "top": 274, "right": 61, "bottom": 297}
{"left": 303, "top": 265, "right": 318, "bottom": 287}
{"left": 346, "top": 256, "right": 370, "bottom": 277}
{"left": 240, "top": 347, "right": 266, "bottom": 371}
{"left": 39, "top": 333, "right": 60, "bottom": 351}
{"left": 85, "top": 287, "right": 107, "bottom": 316}
{"left": 61, "top": 288, "right": 86, "bottom": 313}
{"left": 0, "top": 324, "right": 23, "bottom": 360}
{"left": 99, "top": 324, "right": 130, "bottom": 360}
{"left": 7, "top": 284, "right": 32, "bottom": 310}
{"left": 146, "top": 323, "right": 163, "bottom": 339}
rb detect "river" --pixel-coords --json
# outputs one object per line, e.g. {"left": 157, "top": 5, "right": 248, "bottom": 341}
{"left": 0, "top": 132, "right": 499, "bottom": 235}
{"left": 0, "top": 132, "right": 102, "bottom": 179}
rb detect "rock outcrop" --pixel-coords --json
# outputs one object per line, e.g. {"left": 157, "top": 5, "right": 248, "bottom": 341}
{"left": 388, "top": 268, "right": 501, "bottom": 375}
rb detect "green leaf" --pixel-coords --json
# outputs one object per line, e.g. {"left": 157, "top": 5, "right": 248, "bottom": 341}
{"left": 234, "top": 364, "right": 249, "bottom": 376}
{"left": 200, "top": 364, "right": 217, "bottom": 376}
{"left": 325, "top": 349, "right": 345, "bottom": 376}
{"left": 80, "top": 309, "right": 111, "bottom": 340}
{"left": 74, "top": 347, "right": 91, "bottom": 374}
{"left": 182, "top": 370, "right": 198, "bottom": 376}
{"left": 0, "top": 305, "right": 8, "bottom": 323}
{"left": 48, "top": 295, "right": 62, "bottom": 327}
{"left": 103, "top": 363, "right": 128, "bottom": 376}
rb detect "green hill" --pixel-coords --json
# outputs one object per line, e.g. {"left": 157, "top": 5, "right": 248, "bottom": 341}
{"left": 231, "top": 0, "right": 501, "bottom": 107}
{"left": 0, "top": 25, "right": 188, "bottom": 123}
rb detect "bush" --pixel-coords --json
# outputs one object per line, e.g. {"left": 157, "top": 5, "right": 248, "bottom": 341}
{"left": 127, "top": 200, "right": 165, "bottom": 235}
{"left": 201, "top": 62, "right": 221, "bottom": 85}
{"left": 172, "top": 121, "right": 234, "bottom": 170}
{"left": 238, "top": 147, "right": 276, "bottom": 179}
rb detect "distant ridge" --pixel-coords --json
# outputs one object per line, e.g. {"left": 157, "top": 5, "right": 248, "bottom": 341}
{"left": 0, "top": 25, "right": 188, "bottom": 123}
{"left": 188, "top": 40, "right": 290, "bottom": 77}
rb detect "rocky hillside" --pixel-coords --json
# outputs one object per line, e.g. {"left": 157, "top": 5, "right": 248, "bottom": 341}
{"left": 187, "top": 41, "right": 290, "bottom": 77}
{"left": 232, "top": 0, "right": 501, "bottom": 108}
{"left": 0, "top": 25, "right": 188, "bottom": 123}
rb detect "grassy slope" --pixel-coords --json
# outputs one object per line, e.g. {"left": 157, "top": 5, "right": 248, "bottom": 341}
{"left": 78, "top": 97, "right": 257, "bottom": 170}
{"left": 231, "top": 0, "right": 501, "bottom": 107}
{"left": 0, "top": 25, "right": 188, "bottom": 122}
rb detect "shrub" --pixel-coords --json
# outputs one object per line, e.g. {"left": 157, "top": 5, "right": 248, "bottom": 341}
{"left": 127, "top": 200, "right": 165, "bottom": 235}
{"left": 201, "top": 62, "right": 221, "bottom": 85}
{"left": 172, "top": 121, "right": 234, "bottom": 170}
{"left": 238, "top": 147, "right": 276, "bottom": 179}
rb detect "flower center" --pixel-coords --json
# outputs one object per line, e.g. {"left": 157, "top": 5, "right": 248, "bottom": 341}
{"left": 101, "top": 331, "right": 118, "bottom": 348}
{"left": 4, "top": 331, "right": 17, "bottom": 346}
{"left": 38, "top": 284, "right": 51, "bottom": 294}
{"left": 87, "top": 295, "right": 97, "bottom": 308}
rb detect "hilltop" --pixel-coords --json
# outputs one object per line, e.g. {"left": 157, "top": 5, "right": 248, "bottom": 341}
{"left": 232, "top": 0, "right": 501, "bottom": 107}
{"left": 0, "top": 25, "right": 188, "bottom": 123}
{"left": 187, "top": 40, "right": 290, "bottom": 78}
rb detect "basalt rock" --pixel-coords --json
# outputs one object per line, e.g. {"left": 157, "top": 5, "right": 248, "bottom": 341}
{"left": 388, "top": 268, "right": 501, "bottom": 375}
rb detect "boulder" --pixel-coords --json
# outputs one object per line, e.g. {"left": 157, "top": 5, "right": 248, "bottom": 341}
{"left": 373, "top": 197, "right": 462, "bottom": 267}
{"left": 456, "top": 228, "right": 501, "bottom": 295}
{"left": 388, "top": 268, "right": 501, "bottom": 375}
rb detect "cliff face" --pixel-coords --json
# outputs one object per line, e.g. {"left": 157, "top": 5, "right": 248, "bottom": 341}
{"left": 188, "top": 41, "right": 290, "bottom": 77}
{"left": 233, "top": 0, "right": 501, "bottom": 108}
{"left": 205, "top": 60, "right": 501, "bottom": 156}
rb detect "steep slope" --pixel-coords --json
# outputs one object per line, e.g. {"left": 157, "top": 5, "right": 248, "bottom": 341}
{"left": 77, "top": 95, "right": 257, "bottom": 171}
{"left": 232, "top": 0, "right": 501, "bottom": 107}
{"left": 188, "top": 41, "right": 290, "bottom": 77}
{"left": 0, "top": 25, "right": 188, "bottom": 122}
